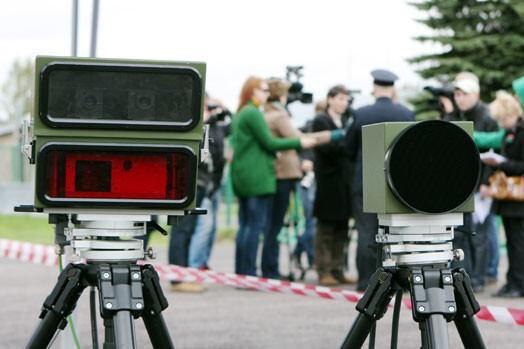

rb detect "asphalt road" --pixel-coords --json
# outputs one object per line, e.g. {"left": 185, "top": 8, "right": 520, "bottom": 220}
{"left": 1, "top": 240, "right": 524, "bottom": 348}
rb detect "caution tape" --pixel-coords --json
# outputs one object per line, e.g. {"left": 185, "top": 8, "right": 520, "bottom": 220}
{"left": 1, "top": 239, "right": 523, "bottom": 326}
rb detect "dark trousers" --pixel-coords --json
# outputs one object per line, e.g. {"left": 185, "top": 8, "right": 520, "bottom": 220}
{"left": 314, "top": 219, "right": 348, "bottom": 280}
{"left": 168, "top": 187, "right": 206, "bottom": 284}
{"left": 469, "top": 214, "right": 495, "bottom": 287}
{"left": 351, "top": 193, "right": 378, "bottom": 291}
{"left": 262, "top": 179, "right": 295, "bottom": 279}
{"left": 501, "top": 216, "right": 524, "bottom": 289}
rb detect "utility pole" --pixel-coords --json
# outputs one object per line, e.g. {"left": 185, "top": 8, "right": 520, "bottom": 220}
{"left": 71, "top": 0, "right": 78, "bottom": 56}
{"left": 90, "top": 0, "right": 100, "bottom": 57}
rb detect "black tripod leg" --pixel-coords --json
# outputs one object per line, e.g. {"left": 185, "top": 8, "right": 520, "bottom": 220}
{"left": 341, "top": 313, "right": 376, "bottom": 349}
{"left": 27, "top": 264, "right": 87, "bottom": 349}
{"left": 452, "top": 269, "right": 486, "bottom": 349}
{"left": 419, "top": 314, "right": 450, "bottom": 349}
{"left": 26, "top": 309, "right": 64, "bottom": 348}
{"left": 341, "top": 268, "right": 396, "bottom": 349}
{"left": 141, "top": 265, "right": 175, "bottom": 349}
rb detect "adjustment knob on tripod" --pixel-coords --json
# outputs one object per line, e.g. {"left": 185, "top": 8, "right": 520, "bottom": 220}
{"left": 453, "top": 249, "right": 465, "bottom": 261}
{"left": 145, "top": 247, "right": 157, "bottom": 260}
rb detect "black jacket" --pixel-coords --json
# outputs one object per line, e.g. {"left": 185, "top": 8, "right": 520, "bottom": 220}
{"left": 197, "top": 120, "right": 230, "bottom": 195}
{"left": 443, "top": 101, "right": 499, "bottom": 186}
{"left": 312, "top": 112, "right": 353, "bottom": 221}
{"left": 492, "top": 118, "right": 524, "bottom": 217}
{"left": 345, "top": 97, "right": 415, "bottom": 194}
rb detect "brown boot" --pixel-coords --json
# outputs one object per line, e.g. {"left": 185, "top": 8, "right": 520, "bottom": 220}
{"left": 171, "top": 282, "right": 208, "bottom": 293}
{"left": 340, "top": 276, "right": 358, "bottom": 285}
{"left": 319, "top": 276, "right": 339, "bottom": 286}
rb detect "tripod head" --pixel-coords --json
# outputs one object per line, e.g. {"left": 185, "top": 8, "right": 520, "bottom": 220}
{"left": 51, "top": 212, "right": 158, "bottom": 263}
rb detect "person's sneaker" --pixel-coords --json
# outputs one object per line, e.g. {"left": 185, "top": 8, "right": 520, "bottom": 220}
{"left": 319, "top": 276, "right": 339, "bottom": 286}
{"left": 492, "top": 284, "right": 522, "bottom": 298}
{"left": 171, "top": 282, "right": 208, "bottom": 293}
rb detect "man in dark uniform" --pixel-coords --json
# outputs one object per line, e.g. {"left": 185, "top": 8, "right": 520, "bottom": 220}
{"left": 345, "top": 69, "right": 415, "bottom": 291}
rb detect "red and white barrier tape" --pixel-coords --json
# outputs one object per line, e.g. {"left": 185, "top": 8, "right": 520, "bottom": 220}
{"left": 1, "top": 239, "right": 523, "bottom": 326}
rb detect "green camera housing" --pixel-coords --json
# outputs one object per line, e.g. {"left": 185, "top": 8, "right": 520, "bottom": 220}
{"left": 31, "top": 56, "right": 206, "bottom": 211}
{"left": 362, "top": 121, "right": 476, "bottom": 214}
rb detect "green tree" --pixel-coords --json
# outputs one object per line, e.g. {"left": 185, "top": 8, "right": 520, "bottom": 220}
{"left": 409, "top": 0, "right": 524, "bottom": 102}
{"left": 1, "top": 58, "right": 33, "bottom": 124}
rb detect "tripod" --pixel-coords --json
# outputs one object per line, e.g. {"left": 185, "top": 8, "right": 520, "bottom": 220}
{"left": 341, "top": 213, "right": 486, "bottom": 349}
{"left": 26, "top": 213, "right": 175, "bottom": 349}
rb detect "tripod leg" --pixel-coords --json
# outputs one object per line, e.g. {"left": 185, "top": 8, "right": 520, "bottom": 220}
{"left": 141, "top": 265, "right": 175, "bottom": 349}
{"left": 112, "top": 311, "right": 136, "bottom": 349}
{"left": 452, "top": 269, "right": 486, "bottom": 349}
{"left": 419, "top": 314, "right": 450, "bottom": 349}
{"left": 27, "top": 264, "right": 87, "bottom": 349}
{"left": 340, "top": 268, "right": 396, "bottom": 349}
{"left": 341, "top": 313, "right": 376, "bottom": 349}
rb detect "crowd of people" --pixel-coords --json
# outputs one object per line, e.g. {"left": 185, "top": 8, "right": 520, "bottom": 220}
{"left": 165, "top": 68, "right": 524, "bottom": 299}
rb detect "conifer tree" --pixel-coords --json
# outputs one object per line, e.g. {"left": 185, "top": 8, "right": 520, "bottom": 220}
{"left": 409, "top": 0, "right": 524, "bottom": 102}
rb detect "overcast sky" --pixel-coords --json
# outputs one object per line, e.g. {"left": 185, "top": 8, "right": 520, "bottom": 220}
{"left": 1, "top": 0, "right": 441, "bottom": 117}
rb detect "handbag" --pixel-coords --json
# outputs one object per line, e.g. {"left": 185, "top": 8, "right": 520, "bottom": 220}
{"left": 488, "top": 171, "right": 524, "bottom": 201}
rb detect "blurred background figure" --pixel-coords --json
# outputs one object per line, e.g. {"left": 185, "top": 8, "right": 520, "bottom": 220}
{"left": 481, "top": 91, "right": 524, "bottom": 298}
{"left": 293, "top": 100, "right": 328, "bottom": 268}
{"left": 230, "top": 76, "right": 317, "bottom": 277}
{"left": 312, "top": 85, "right": 354, "bottom": 286}
{"left": 261, "top": 78, "right": 303, "bottom": 279}
{"left": 446, "top": 72, "right": 499, "bottom": 293}
{"left": 168, "top": 94, "right": 212, "bottom": 292}
{"left": 345, "top": 69, "right": 414, "bottom": 291}
{"left": 188, "top": 95, "right": 231, "bottom": 271}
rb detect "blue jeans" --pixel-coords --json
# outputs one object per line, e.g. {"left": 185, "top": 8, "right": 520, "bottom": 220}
{"left": 294, "top": 180, "right": 317, "bottom": 265}
{"left": 486, "top": 215, "right": 500, "bottom": 281}
{"left": 188, "top": 190, "right": 220, "bottom": 269}
{"left": 235, "top": 195, "right": 273, "bottom": 276}
{"left": 168, "top": 187, "right": 206, "bottom": 284}
{"left": 262, "top": 180, "right": 295, "bottom": 279}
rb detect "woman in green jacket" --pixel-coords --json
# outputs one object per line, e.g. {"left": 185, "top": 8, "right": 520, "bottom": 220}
{"left": 231, "top": 76, "right": 316, "bottom": 276}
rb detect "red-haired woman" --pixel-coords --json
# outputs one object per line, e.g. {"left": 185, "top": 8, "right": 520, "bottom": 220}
{"left": 231, "top": 76, "right": 316, "bottom": 277}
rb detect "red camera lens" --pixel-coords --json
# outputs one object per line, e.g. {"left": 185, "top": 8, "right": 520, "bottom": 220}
{"left": 39, "top": 144, "right": 195, "bottom": 207}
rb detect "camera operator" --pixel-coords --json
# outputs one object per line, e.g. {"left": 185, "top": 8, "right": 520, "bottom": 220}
{"left": 169, "top": 94, "right": 229, "bottom": 293}
{"left": 445, "top": 72, "right": 499, "bottom": 293}
{"left": 187, "top": 95, "right": 231, "bottom": 273}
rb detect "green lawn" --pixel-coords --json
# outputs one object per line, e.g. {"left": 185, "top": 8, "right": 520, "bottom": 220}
{"left": 0, "top": 214, "right": 54, "bottom": 245}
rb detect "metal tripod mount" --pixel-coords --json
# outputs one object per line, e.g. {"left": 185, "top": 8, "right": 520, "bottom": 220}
{"left": 26, "top": 210, "right": 177, "bottom": 349}
{"left": 341, "top": 213, "right": 485, "bottom": 349}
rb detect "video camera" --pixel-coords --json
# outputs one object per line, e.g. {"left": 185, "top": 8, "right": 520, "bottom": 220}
{"left": 423, "top": 85, "right": 455, "bottom": 117}
{"left": 206, "top": 104, "right": 231, "bottom": 124}
{"left": 285, "top": 66, "right": 313, "bottom": 104}
{"left": 20, "top": 56, "right": 206, "bottom": 214}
